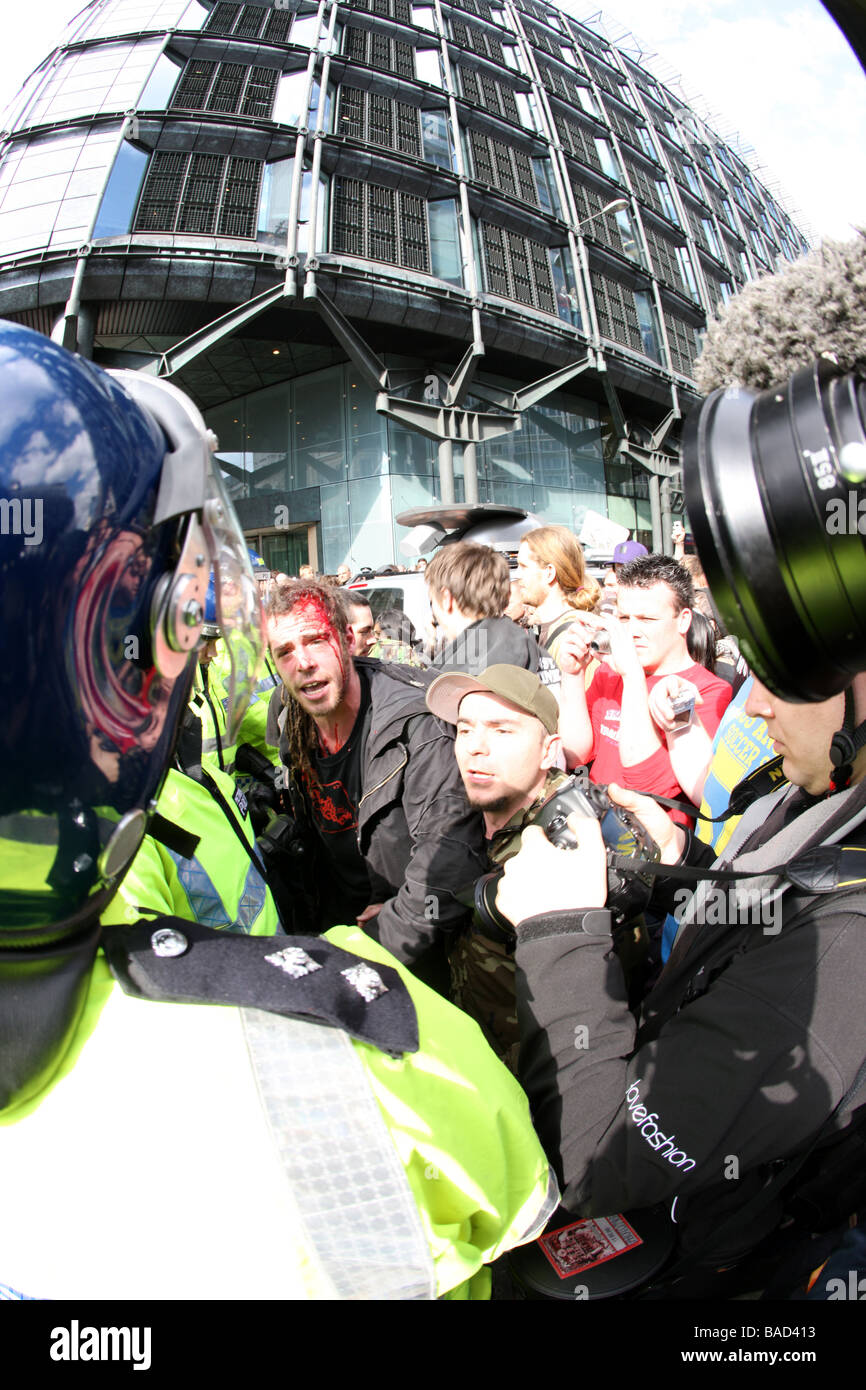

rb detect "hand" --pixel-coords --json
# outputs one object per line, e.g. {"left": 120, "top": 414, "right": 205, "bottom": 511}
{"left": 671, "top": 520, "right": 685, "bottom": 543}
{"left": 606, "top": 782, "right": 685, "bottom": 865}
{"left": 356, "top": 902, "right": 384, "bottom": 929}
{"left": 556, "top": 621, "right": 598, "bottom": 677}
{"left": 648, "top": 676, "right": 702, "bottom": 735}
{"left": 603, "top": 613, "right": 645, "bottom": 681}
{"left": 495, "top": 815, "right": 607, "bottom": 927}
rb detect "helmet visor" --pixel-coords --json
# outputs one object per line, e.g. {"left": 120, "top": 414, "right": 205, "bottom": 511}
{"left": 202, "top": 461, "right": 265, "bottom": 742}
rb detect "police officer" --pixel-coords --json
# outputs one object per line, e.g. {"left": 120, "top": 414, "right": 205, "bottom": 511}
{"left": 0, "top": 322, "right": 556, "bottom": 1300}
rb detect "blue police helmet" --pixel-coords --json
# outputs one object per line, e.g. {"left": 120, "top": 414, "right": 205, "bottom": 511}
{"left": 0, "top": 322, "right": 260, "bottom": 940}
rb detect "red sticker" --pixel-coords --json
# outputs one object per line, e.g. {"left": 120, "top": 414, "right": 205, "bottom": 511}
{"left": 538, "top": 1214, "right": 643, "bottom": 1279}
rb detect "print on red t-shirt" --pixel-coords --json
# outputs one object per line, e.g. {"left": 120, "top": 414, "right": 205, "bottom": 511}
{"left": 586, "top": 663, "right": 732, "bottom": 822}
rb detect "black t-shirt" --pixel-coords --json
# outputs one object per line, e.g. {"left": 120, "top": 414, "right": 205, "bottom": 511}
{"left": 304, "top": 668, "right": 373, "bottom": 926}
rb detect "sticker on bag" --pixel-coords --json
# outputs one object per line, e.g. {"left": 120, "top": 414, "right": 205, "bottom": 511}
{"left": 538, "top": 1213, "right": 643, "bottom": 1279}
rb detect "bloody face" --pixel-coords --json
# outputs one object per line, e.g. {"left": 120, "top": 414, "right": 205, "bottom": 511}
{"left": 267, "top": 600, "right": 354, "bottom": 722}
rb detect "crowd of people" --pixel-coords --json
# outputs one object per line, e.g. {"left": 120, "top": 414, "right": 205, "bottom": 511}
{"left": 2, "top": 234, "right": 866, "bottom": 1305}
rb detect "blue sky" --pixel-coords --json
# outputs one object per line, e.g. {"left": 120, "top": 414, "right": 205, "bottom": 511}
{"left": 1, "top": 0, "right": 863, "bottom": 243}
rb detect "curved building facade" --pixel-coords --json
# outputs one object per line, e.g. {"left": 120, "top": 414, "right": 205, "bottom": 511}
{"left": 0, "top": 0, "right": 809, "bottom": 571}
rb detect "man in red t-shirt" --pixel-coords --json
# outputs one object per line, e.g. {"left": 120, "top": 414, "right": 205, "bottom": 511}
{"left": 558, "top": 554, "right": 732, "bottom": 820}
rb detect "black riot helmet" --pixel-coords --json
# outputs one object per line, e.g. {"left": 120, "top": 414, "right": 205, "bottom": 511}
{"left": 0, "top": 321, "right": 264, "bottom": 947}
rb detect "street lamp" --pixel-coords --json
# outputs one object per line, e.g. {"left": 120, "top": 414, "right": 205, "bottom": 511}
{"left": 576, "top": 198, "right": 628, "bottom": 233}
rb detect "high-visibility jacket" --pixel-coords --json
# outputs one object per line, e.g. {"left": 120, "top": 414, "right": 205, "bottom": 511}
{"left": 190, "top": 661, "right": 235, "bottom": 774}
{"left": 100, "top": 765, "right": 279, "bottom": 937}
{"left": 0, "top": 924, "right": 556, "bottom": 1300}
{"left": 214, "top": 643, "right": 281, "bottom": 769}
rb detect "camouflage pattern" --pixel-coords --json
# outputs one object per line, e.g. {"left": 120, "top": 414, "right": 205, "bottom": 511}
{"left": 367, "top": 637, "right": 427, "bottom": 667}
{"left": 449, "top": 768, "right": 568, "bottom": 1072}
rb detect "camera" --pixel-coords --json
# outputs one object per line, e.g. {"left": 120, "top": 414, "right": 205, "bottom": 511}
{"left": 472, "top": 773, "right": 660, "bottom": 939}
{"left": 683, "top": 359, "right": 866, "bottom": 701}
{"left": 668, "top": 690, "right": 695, "bottom": 725}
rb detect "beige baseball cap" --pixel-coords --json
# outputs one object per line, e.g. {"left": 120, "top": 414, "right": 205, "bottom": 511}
{"left": 426, "top": 663, "right": 559, "bottom": 735}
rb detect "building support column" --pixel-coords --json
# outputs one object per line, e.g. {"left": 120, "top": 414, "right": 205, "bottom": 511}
{"left": 463, "top": 442, "right": 478, "bottom": 504}
{"left": 438, "top": 440, "right": 455, "bottom": 505}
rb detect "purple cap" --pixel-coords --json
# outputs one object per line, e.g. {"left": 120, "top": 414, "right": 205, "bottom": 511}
{"left": 613, "top": 539, "right": 649, "bottom": 565}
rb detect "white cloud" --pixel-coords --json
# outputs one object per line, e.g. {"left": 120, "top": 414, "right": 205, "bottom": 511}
{"left": 565, "top": 1, "right": 866, "bottom": 241}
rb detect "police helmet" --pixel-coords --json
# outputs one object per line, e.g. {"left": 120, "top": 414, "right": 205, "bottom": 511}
{"left": 0, "top": 322, "right": 264, "bottom": 947}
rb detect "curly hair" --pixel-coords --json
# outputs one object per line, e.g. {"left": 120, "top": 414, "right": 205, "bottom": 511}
{"left": 265, "top": 579, "right": 351, "bottom": 791}
{"left": 695, "top": 231, "right": 866, "bottom": 393}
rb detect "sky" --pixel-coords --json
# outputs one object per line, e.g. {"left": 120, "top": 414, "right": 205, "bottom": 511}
{"left": 0, "top": 0, "right": 863, "bottom": 245}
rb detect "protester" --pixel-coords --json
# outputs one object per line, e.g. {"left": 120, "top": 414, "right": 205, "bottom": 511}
{"left": 497, "top": 233, "right": 866, "bottom": 1292}
{"left": 558, "top": 554, "right": 732, "bottom": 813}
{"left": 426, "top": 542, "right": 545, "bottom": 676}
{"left": 265, "top": 579, "right": 487, "bottom": 980}
{"left": 426, "top": 665, "right": 567, "bottom": 1067}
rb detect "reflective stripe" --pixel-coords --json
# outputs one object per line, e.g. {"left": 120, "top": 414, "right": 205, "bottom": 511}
{"left": 168, "top": 849, "right": 230, "bottom": 928}
{"left": 167, "top": 850, "right": 268, "bottom": 935}
{"left": 243, "top": 1008, "right": 436, "bottom": 1300}
{"left": 236, "top": 861, "right": 269, "bottom": 933}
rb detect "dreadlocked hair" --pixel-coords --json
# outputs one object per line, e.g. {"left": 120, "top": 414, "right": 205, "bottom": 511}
{"left": 265, "top": 578, "right": 350, "bottom": 792}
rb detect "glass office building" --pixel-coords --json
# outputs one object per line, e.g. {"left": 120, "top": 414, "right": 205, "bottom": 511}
{"left": 0, "top": 0, "right": 809, "bottom": 571}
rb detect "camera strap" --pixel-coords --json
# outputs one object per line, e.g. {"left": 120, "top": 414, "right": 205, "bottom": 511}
{"left": 610, "top": 772, "right": 866, "bottom": 897}
{"left": 644, "top": 755, "right": 788, "bottom": 825}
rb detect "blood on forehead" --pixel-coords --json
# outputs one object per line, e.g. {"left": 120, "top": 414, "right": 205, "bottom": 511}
{"left": 285, "top": 594, "right": 348, "bottom": 680}
{"left": 290, "top": 594, "right": 335, "bottom": 633}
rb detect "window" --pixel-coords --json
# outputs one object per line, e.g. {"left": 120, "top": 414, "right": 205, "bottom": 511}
{"left": 415, "top": 49, "right": 443, "bottom": 87}
{"left": 501, "top": 45, "right": 524, "bottom": 74}
{"left": 92, "top": 142, "right": 149, "bottom": 238}
{"left": 421, "top": 109, "right": 453, "bottom": 169}
{"left": 411, "top": 5, "right": 436, "bottom": 30}
{"left": 656, "top": 179, "right": 680, "bottom": 225}
{"left": 635, "top": 125, "right": 657, "bottom": 162}
{"left": 550, "top": 246, "right": 581, "bottom": 328}
{"left": 532, "top": 157, "right": 561, "bottom": 217}
{"left": 614, "top": 205, "right": 641, "bottom": 263}
{"left": 515, "top": 91, "right": 542, "bottom": 133}
{"left": 291, "top": 13, "right": 323, "bottom": 47}
{"left": 701, "top": 217, "right": 721, "bottom": 259}
{"left": 575, "top": 85, "right": 598, "bottom": 119}
{"left": 139, "top": 53, "right": 182, "bottom": 109}
{"left": 257, "top": 156, "right": 293, "bottom": 244}
{"left": 428, "top": 199, "right": 462, "bottom": 283}
{"left": 594, "top": 137, "right": 620, "bottom": 182}
{"left": 634, "top": 290, "right": 661, "bottom": 362}
{"left": 682, "top": 161, "right": 701, "bottom": 198}
{"left": 675, "top": 244, "right": 699, "bottom": 299}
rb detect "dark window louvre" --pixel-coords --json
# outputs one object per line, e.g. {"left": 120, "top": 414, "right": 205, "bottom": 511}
{"left": 134, "top": 150, "right": 262, "bottom": 239}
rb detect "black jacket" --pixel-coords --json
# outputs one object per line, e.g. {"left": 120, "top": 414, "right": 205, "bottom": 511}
{"left": 272, "top": 659, "right": 487, "bottom": 968}
{"left": 513, "top": 780, "right": 866, "bottom": 1262}
{"left": 431, "top": 616, "right": 542, "bottom": 676}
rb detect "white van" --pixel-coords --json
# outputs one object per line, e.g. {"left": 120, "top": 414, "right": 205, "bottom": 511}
{"left": 344, "top": 504, "right": 612, "bottom": 637}
{"left": 344, "top": 504, "right": 546, "bottom": 638}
